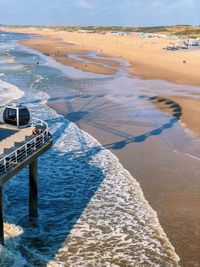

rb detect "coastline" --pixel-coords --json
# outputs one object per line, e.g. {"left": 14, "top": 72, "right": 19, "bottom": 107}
{"left": 2, "top": 29, "right": 200, "bottom": 266}
{"left": 3, "top": 27, "right": 200, "bottom": 139}
{"left": 1, "top": 27, "right": 200, "bottom": 86}
{"left": 0, "top": 32, "right": 181, "bottom": 266}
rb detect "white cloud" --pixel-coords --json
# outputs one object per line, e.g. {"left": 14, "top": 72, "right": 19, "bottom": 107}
{"left": 184, "top": 0, "right": 195, "bottom": 7}
{"left": 0, "top": 0, "right": 199, "bottom": 26}
{"left": 77, "top": 0, "right": 93, "bottom": 9}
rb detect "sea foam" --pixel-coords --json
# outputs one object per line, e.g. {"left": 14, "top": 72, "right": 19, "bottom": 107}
{"left": 0, "top": 79, "right": 24, "bottom": 105}
{"left": 0, "top": 42, "right": 180, "bottom": 266}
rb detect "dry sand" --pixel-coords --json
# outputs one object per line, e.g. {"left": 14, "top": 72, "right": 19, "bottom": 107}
{"left": 48, "top": 93, "right": 200, "bottom": 267}
{"left": 2, "top": 27, "right": 200, "bottom": 266}
{"left": 168, "top": 96, "right": 200, "bottom": 137}
{"left": 153, "top": 95, "right": 200, "bottom": 138}
{"left": 2, "top": 27, "right": 200, "bottom": 137}
{"left": 1, "top": 27, "right": 200, "bottom": 86}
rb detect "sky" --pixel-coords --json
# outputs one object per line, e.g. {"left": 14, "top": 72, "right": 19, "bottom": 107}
{"left": 0, "top": 0, "right": 199, "bottom": 26}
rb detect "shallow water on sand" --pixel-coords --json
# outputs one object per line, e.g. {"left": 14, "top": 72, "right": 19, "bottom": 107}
{"left": 30, "top": 37, "right": 200, "bottom": 266}
{"left": 0, "top": 31, "right": 180, "bottom": 267}
{"left": 0, "top": 31, "right": 200, "bottom": 266}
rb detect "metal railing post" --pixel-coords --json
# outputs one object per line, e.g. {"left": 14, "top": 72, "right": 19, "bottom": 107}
{"left": 0, "top": 118, "right": 50, "bottom": 176}
{"left": 15, "top": 151, "right": 18, "bottom": 164}
{"left": 25, "top": 145, "right": 27, "bottom": 157}
{"left": 0, "top": 186, "right": 4, "bottom": 245}
{"left": 4, "top": 159, "right": 6, "bottom": 172}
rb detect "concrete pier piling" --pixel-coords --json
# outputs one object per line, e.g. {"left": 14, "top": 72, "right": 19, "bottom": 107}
{"left": 29, "top": 159, "right": 38, "bottom": 218}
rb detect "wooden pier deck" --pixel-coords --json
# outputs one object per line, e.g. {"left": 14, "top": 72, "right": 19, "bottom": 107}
{"left": 0, "top": 119, "right": 52, "bottom": 244}
{"left": 0, "top": 123, "right": 34, "bottom": 154}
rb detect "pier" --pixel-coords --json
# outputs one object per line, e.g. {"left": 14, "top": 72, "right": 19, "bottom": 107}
{"left": 0, "top": 118, "right": 52, "bottom": 244}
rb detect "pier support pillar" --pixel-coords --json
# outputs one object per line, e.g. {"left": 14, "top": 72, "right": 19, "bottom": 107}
{"left": 29, "top": 159, "right": 38, "bottom": 218}
{"left": 0, "top": 186, "right": 4, "bottom": 245}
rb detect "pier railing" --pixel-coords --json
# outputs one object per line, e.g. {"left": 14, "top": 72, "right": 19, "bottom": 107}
{"left": 0, "top": 118, "right": 51, "bottom": 176}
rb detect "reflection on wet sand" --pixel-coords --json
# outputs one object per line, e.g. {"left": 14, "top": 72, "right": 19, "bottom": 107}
{"left": 46, "top": 52, "right": 200, "bottom": 267}
{"left": 1, "top": 31, "right": 200, "bottom": 266}
{"left": 0, "top": 34, "right": 181, "bottom": 266}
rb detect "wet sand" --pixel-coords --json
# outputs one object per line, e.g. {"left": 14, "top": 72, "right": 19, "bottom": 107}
{"left": 20, "top": 37, "right": 119, "bottom": 75}
{"left": 47, "top": 77, "right": 200, "bottom": 267}
{"left": 2, "top": 27, "right": 200, "bottom": 86}
{"left": 3, "top": 29, "right": 200, "bottom": 266}
{"left": 155, "top": 95, "right": 200, "bottom": 137}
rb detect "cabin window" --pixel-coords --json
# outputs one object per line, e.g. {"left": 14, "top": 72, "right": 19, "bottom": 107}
{"left": 19, "top": 108, "right": 30, "bottom": 126}
{"left": 3, "top": 108, "right": 17, "bottom": 126}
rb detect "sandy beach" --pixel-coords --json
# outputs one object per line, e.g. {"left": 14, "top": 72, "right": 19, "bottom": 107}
{"left": 3, "top": 27, "right": 200, "bottom": 140}
{"left": 2, "top": 27, "right": 200, "bottom": 86}
{"left": 47, "top": 80, "right": 200, "bottom": 267}
{"left": 1, "top": 27, "right": 200, "bottom": 266}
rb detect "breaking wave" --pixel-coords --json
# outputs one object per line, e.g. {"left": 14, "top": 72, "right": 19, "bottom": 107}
{"left": 0, "top": 33, "right": 180, "bottom": 266}
{"left": 0, "top": 71, "right": 179, "bottom": 267}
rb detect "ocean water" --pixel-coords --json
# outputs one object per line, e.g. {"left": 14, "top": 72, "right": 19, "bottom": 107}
{"left": 0, "top": 32, "right": 181, "bottom": 266}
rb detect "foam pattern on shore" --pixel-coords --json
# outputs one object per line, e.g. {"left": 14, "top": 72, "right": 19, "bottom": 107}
{"left": 0, "top": 79, "right": 24, "bottom": 104}
{"left": 47, "top": 120, "right": 180, "bottom": 266}
{"left": 0, "top": 71, "right": 179, "bottom": 267}
{"left": 0, "top": 32, "right": 180, "bottom": 266}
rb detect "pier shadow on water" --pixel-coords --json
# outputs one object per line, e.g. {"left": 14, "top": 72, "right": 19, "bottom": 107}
{"left": 3, "top": 117, "right": 105, "bottom": 266}
{"left": 62, "top": 95, "right": 182, "bottom": 150}
{"left": 3, "top": 96, "right": 182, "bottom": 265}
{"left": 105, "top": 96, "right": 182, "bottom": 150}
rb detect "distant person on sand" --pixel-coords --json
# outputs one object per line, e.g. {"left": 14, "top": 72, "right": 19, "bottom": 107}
{"left": 36, "top": 56, "right": 40, "bottom": 64}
